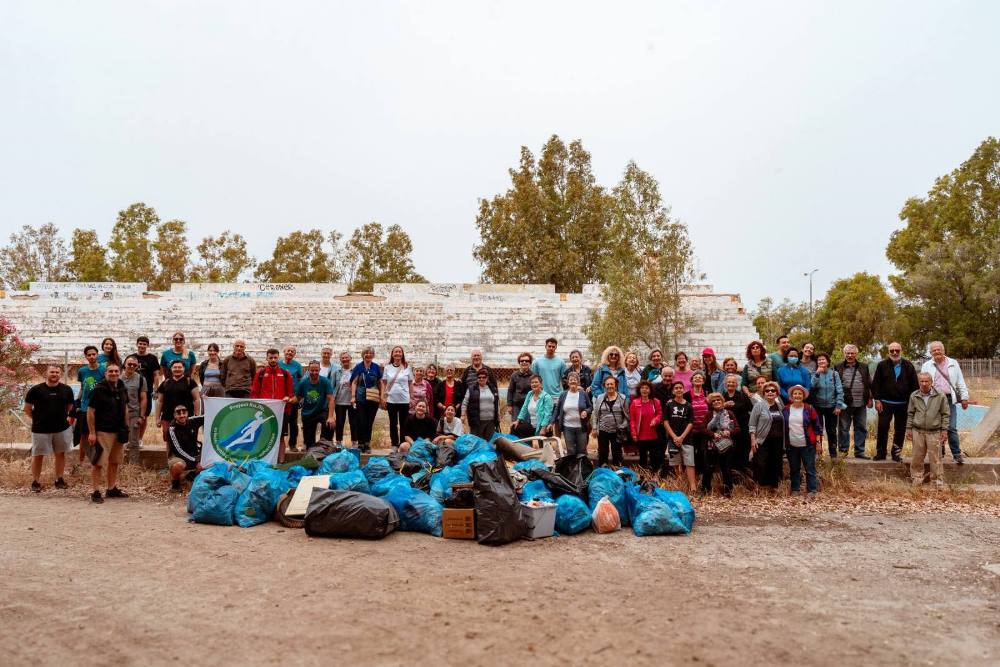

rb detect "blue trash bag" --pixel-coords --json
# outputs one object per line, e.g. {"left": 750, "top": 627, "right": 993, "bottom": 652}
{"left": 454, "top": 434, "right": 491, "bottom": 459}
{"left": 286, "top": 465, "right": 309, "bottom": 488}
{"left": 371, "top": 473, "right": 413, "bottom": 497}
{"left": 318, "top": 450, "right": 359, "bottom": 475}
{"left": 587, "top": 468, "right": 630, "bottom": 527}
{"left": 187, "top": 462, "right": 232, "bottom": 514}
{"left": 429, "top": 465, "right": 471, "bottom": 503}
{"left": 345, "top": 447, "right": 362, "bottom": 466}
{"left": 404, "top": 438, "right": 436, "bottom": 466}
{"left": 554, "top": 495, "right": 591, "bottom": 535}
{"left": 235, "top": 465, "right": 291, "bottom": 528}
{"left": 362, "top": 456, "right": 394, "bottom": 484}
{"left": 513, "top": 460, "right": 548, "bottom": 473}
{"left": 386, "top": 486, "right": 443, "bottom": 536}
{"left": 328, "top": 469, "right": 371, "bottom": 494}
{"left": 191, "top": 485, "right": 241, "bottom": 526}
{"left": 653, "top": 488, "right": 696, "bottom": 534}
{"left": 625, "top": 484, "right": 692, "bottom": 536}
{"left": 460, "top": 449, "right": 498, "bottom": 476}
{"left": 520, "top": 479, "right": 554, "bottom": 503}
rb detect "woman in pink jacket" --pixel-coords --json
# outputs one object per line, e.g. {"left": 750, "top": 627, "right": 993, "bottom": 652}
{"left": 629, "top": 380, "right": 662, "bottom": 471}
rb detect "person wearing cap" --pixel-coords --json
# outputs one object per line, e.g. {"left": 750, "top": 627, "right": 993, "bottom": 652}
{"left": 776, "top": 346, "right": 813, "bottom": 402}
{"left": 782, "top": 384, "right": 823, "bottom": 498}
{"left": 701, "top": 348, "right": 726, "bottom": 393}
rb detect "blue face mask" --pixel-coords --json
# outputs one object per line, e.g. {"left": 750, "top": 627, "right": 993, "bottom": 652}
{"left": 787, "top": 357, "right": 799, "bottom": 365}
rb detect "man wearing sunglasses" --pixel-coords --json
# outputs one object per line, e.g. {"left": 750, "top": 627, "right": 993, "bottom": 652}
{"left": 86, "top": 363, "right": 130, "bottom": 503}
{"left": 121, "top": 355, "right": 149, "bottom": 464}
{"left": 871, "top": 343, "right": 918, "bottom": 462}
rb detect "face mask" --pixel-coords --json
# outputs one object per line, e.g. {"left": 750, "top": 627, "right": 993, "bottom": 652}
{"left": 787, "top": 357, "right": 799, "bottom": 365}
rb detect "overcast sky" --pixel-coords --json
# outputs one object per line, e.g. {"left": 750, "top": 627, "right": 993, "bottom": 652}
{"left": 1, "top": 1, "right": 997, "bottom": 308}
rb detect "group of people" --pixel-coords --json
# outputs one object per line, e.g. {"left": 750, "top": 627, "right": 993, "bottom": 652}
{"left": 23, "top": 332, "right": 972, "bottom": 502}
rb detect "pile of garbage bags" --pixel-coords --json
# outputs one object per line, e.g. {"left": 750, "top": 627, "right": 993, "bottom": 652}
{"left": 186, "top": 433, "right": 695, "bottom": 542}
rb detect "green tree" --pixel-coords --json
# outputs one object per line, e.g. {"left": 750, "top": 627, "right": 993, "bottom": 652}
{"left": 886, "top": 137, "right": 1000, "bottom": 357}
{"left": 150, "top": 219, "right": 190, "bottom": 290}
{"left": 473, "top": 135, "right": 610, "bottom": 292}
{"left": 191, "top": 232, "right": 256, "bottom": 282}
{"left": 585, "top": 162, "right": 701, "bottom": 357}
{"left": 345, "top": 222, "right": 425, "bottom": 292}
{"left": 66, "top": 229, "right": 110, "bottom": 281}
{"left": 812, "top": 272, "right": 897, "bottom": 359}
{"left": 255, "top": 229, "right": 334, "bottom": 283}
{"left": 751, "top": 298, "right": 813, "bottom": 350}
{"left": 108, "top": 202, "right": 158, "bottom": 282}
{"left": 0, "top": 223, "right": 69, "bottom": 289}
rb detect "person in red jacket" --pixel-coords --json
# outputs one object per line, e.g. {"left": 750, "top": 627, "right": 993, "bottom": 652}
{"left": 629, "top": 380, "right": 662, "bottom": 471}
{"left": 251, "top": 348, "right": 294, "bottom": 462}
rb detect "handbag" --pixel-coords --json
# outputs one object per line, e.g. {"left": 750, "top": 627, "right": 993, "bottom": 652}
{"left": 362, "top": 366, "right": 380, "bottom": 403}
{"left": 602, "top": 396, "right": 629, "bottom": 445}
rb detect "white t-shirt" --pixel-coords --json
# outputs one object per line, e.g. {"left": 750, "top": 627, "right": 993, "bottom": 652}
{"left": 788, "top": 406, "right": 806, "bottom": 447}
{"left": 562, "top": 391, "right": 582, "bottom": 428}
{"left": 319, "top": 362, "right": 335, "bottom": 381}
{"left": 439, "top": 416, "right": 464, "bottom": 436}
{"left": 527, "top": 394, "right": 539, "bottom": 427}
{"left": 384, "top": 364, "right": 412, "bottom": 404}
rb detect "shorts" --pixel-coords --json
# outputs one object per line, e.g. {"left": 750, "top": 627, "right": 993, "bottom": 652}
{"left": 681, "top": 443, "right": 696, "bottom": 467}
{"left": 31, "top": 428, "right": 73, "bottom": 456}
{"left": 88, "top": 432, "right": 124, "bottom": 468}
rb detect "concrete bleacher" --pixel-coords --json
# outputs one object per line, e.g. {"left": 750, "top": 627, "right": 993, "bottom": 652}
{"left": 3, "top": 281, "right": 761, "bottom": 366}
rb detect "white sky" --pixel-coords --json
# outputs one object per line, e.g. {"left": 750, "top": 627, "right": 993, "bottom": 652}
{"left": 1, "top": 1, "right": 997, "bottom": 308}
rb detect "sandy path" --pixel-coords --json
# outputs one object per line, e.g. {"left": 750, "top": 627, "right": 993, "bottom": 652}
{"left": 2, "top": 496, "right": 998, "bottom": 666}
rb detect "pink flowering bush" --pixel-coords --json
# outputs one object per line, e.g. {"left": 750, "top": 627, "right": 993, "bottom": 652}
{"left": 0, "top": 318, "right": 40, "bottom": 412}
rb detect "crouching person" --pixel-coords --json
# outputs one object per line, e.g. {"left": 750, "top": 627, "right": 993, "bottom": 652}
{"left": 906, "top": 372, "right": 950, "bottom": 487}
{"left": 167, "top": 405, "right": 204, "bottom": 492}
{"left": 86, "top": 363, "right": 129, "bottom": 503}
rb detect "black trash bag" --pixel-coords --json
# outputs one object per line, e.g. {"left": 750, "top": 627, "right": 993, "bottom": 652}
{"left": 306, "top": 440, "right": 342, "bottom": 462}
{"left": 526, "top": 468, "right": 586, "bottom": 500}
{"left": 435, "top": 442, "right": 458, "bottom": 468}
{"left": 555, "top": 455, "right": 594, "bottom": 491}
{"left": 304, "top": 488, "right": 399, "bottom": 539}
{"left": 411, "top": 468, "right": 432, "bottom": 493}
{"left": 444, "top": 487, "right": 475, "bottom": 509}
{"left": 471, "top": 459, "right": 529, "bottom": 546}
{"left": 387, "top": 452, "right": 424, "bottom": 477}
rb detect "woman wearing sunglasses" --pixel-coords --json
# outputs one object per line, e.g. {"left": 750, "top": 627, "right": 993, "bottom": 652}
{"left": 748, "top": 380, "right": 785, "bottom": 489}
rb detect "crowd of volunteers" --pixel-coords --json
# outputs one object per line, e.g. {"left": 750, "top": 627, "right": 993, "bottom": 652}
{"left": 22, "top": 332, "right": 971, "bottom": 503}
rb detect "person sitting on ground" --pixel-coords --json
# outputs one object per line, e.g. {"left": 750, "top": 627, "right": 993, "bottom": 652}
{"left": 401, "top": 400, "right": 436, "bottom": 452}
{"left": 166, "top": 404, "right": 204, "bottom": 492}
{"left": 86, "top": 363, "right": 130, "bottom": 503}
{"left": 782, "top": 385, "right": 823, "bottom": 498}
{"left": 24, "top": 365, "right": 75, "bottom": 492}
{"left": 664, "top": 381, "right": 695, "bottom": 490}
{"left": 553, "top": 371, "right": 592, "bottom": 458}
{"left": 562, "top": 349, "right": 594, "bottom": 394}
{"left": 511, "top": 374, "right": 553, "bottom": 439}
{"left": 433, "top": 404, "right": 464, "bottom": 445}
{"left": 906, "top": 372, "right": 951, "bottom": 488}
{"left": 702, "top": 392, "right": 740, "bottom": 497}
{"left": 776, "top": 346, "right": 813, "bottom": 402}
{"left": 629, "top": 380, "right": 662, "bottom": 471}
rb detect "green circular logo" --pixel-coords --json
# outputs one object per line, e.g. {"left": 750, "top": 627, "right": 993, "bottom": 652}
{"left": 211, "top": 401, "right": 279, "bottom": 462}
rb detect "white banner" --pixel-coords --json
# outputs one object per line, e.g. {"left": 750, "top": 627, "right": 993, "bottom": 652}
{"left": 199, "top": 397, "right": 286, "bottom": 467}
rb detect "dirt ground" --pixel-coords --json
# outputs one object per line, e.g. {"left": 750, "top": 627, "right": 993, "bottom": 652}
{"left": 3, "top": 496, "right": 998, "bottom": 666}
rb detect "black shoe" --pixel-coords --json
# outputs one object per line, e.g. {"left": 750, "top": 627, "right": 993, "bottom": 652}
{"left": 955, "top": 457, "right": 964, "bottom": 465}
{"left": 891, "top": 455, "right": 902, "bottom": 463}
{"left": 855, "top": 454, "right": 871, "bottom": 460}
{"left": 106, "top": 487, "right": 129, "bottom": 499}
{"left": 31, "top": 481, "right": 42, "bottom": 493}
{"left": 91, "top": 490, "right": 104, "bottom": 504}
{"left": 873, "top": 455, "right": 887, "bottom": 461}
{"left": 54, "top": 477, "right": 68, "bottom": 489}
{"left": 170, "top": 479, "right": 182, "bottom": 492}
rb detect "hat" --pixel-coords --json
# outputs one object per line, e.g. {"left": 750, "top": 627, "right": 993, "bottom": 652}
{"left": 701, "top": 347, "right": 715, "bottom": 357}
{"left": 789, "top": 384, "right": 809, "bottom": 398}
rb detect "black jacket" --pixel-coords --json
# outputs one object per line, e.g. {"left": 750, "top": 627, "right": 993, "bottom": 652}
{"left": 168, "top": 416, "right": 204, "bottom": 468}
{"left": 834, "top": 361, "right": 872, "bottom": 407}
{"left": 461, "top": 365, "right": 498, "bottom": 392}
{"left": 870, "top": 358, "right": 918, "bottom": 404}
{"left": 506, "top": 371, "right": 533, "bottom": 412}
{"left": 88, "top": 380, "right": 128, "bottom": 433}
{"left": 434, "top": 379, "right": 466, "bottom": 417}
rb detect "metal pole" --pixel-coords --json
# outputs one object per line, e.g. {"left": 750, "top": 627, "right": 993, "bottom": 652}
{"left": 804, "top": 269, "right": 818, "bottom": 335}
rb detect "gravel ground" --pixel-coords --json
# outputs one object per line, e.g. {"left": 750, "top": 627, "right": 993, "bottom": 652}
{"left": 2, "top": 495, "right": 999, "bottom": 666}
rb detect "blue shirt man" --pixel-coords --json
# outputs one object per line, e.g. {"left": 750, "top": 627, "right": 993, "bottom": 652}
{"left": 531, "top": 338, "right": 567, "bottom": 397}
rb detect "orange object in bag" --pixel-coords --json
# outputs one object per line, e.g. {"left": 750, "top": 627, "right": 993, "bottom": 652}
{"left": 591, "top": 495, "right": 622, "bottom": 533}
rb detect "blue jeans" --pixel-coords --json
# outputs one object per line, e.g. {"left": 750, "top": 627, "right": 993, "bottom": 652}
{"left": 946, "top": 403, "right": 961, "bottom": 459}
{"left": 562, "top": 426, "right": 589, "bottom": 457}
{"left": 838, "top": 406, "right": 868, "bottom": 456}
{"left": 787, "top": 446, "right": 817, "bottom": 493}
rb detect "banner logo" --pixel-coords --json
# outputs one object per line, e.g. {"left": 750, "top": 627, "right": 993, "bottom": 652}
{"left": 210, "top": 400, "right": 279, "bottom": 463}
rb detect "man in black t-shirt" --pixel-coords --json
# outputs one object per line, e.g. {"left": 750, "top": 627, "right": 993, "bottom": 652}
{"left": 23, "top": 365, "right": 76, "bottom": 492}
{"left": 86, "top": 364, "right": 130, "bottom": 503}
{"left": 153, "top": 360, "right": 201, "bottom": 445}
{"left": 133, "top": 336, "right": 160, "bottom": 438}
{"left": 166, "top": 405, "right": 204, "bottom": 491}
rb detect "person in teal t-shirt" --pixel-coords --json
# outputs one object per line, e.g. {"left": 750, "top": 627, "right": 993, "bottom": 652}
{"left": 280, "top": 346, "right": 305, "bottom": 450}
{"left": 531, "top": 337, "right": 568, "bottom": 397}
{"left": 295, "top": 360, "right": 334, "bottom": 449}
{"left": 160, "top": 333, "right": 197, "bottom": 377}
{"left": 74, "top": 345, "right": 104, "bottom": 447}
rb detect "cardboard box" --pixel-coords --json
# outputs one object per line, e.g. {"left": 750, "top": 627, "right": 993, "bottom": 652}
{"left": 442, "top": 508, "right": 476, "bottom": 539}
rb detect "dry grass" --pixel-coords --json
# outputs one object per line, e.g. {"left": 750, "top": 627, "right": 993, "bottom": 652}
{"left": 0, "top": 450, "right": 174, "bottom": 500}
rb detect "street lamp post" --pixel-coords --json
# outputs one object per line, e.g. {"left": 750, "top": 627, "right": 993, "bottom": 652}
{"left": 804, "top": 269, "right": 818, "bottom": 334}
